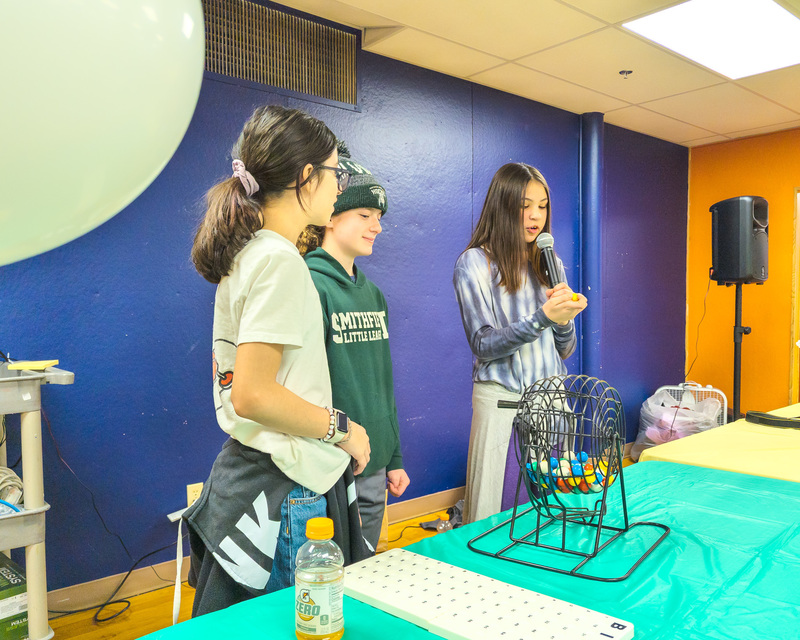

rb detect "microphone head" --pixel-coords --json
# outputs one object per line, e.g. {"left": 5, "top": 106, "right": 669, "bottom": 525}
{"left": 535, "top": 232, "right": 554, "bottom": 250}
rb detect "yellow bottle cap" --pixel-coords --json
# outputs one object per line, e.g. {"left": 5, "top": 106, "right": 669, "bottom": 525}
{"left": 305, "top": 517, "right": 334, "bottom": 540}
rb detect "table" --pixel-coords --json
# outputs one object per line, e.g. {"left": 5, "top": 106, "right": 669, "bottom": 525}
{"left": 143, "top": 462, "right": 800, "bottom": 640}
{"left": 0, "top": 363, "right": 74, "bottom": 640}
{"left": 639, "top": 403, "right": 800, "bottom": 481}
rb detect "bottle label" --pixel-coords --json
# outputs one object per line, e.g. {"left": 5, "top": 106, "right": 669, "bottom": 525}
{"left": 295, "top": 578, "right": 343, "bottom": 636}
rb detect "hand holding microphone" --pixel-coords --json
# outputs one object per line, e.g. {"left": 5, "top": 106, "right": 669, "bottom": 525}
{"left": 535, "top": 232, "right": 587, "bottom": 324}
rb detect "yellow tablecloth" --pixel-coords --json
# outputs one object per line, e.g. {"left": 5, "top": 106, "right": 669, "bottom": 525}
{"left": 639, "top": 403, "right": 800, "bottom": 481}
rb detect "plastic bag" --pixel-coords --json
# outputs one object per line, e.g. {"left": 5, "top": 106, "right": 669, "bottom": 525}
{"left": 630, "top": 389, "right": 721, "bottom": 461}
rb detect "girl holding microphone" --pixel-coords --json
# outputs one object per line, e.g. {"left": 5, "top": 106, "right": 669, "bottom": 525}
{"left": 453, "top": 163, "right": 586, "bottom": 523}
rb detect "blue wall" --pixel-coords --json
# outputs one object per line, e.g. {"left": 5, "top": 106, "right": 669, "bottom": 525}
{"left": 0, "top": 50, "right": 686, "bottom": 590}
{"left": 602, "top": 124, "right": 689, "bottom": 440}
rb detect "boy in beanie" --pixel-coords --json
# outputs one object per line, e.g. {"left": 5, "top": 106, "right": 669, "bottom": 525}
{"left": 298, "top": 142, "right": 409, "bottom": 553}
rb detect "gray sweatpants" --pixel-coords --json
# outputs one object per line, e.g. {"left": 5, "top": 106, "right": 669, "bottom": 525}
{"left": 464, "top": 382, "right": 522, "bottom": 524}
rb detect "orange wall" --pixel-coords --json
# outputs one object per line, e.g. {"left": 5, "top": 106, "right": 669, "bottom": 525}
{"left": 688, "top": 128, "right": 800, "bottom": 415}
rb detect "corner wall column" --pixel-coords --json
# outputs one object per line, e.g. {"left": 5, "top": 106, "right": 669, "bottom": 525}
{"left": 580, "top": 112, "right": 604, "bottom": 377}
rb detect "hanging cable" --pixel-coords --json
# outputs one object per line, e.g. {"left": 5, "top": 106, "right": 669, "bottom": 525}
{"left": 685, "top": 277, "right": 712, "bottom": 380}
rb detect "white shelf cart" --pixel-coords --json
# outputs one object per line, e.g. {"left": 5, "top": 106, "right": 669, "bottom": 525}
{"left": 0, "top": 362, "right": 74, "bottom": 640}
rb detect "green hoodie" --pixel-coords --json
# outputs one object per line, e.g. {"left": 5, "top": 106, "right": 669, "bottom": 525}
{"left": 305, "top": 248, "right": 403, "bottom": 477}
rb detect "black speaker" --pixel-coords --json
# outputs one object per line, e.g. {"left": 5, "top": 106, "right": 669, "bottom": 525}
{"left": 710, "top": 195, "right": 768, "bottom": 284}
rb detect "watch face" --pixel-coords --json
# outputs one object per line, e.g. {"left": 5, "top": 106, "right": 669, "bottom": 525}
{"left": 335, "top": 411, "right": 349, "bottom": 433}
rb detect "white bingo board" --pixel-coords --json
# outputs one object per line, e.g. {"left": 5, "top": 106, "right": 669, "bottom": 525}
{"left": 344, "top": 548, "right": 633, "bottom": 640}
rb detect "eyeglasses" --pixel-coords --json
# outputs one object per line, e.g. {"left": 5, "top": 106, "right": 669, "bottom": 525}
{"left": 316, "top": 165, "right": 351, "bottom": 192}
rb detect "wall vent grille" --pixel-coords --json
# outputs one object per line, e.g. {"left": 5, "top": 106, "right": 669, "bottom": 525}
{"left": 203, "top": 0, "right": 357, "bottom": 105}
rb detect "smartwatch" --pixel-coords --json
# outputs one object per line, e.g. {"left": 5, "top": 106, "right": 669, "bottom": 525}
{"left": 322, "top": 407, "right": 350, "bottom": 444}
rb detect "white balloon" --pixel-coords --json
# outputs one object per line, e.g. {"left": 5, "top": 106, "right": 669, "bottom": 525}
{"left": 0, "top": 1, "right": 205, "bottom": 266}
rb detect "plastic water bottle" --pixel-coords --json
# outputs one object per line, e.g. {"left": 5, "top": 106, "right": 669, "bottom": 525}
{"left": 436, "top": 513, "right": 453, "bottom": 533}
{"left": 295, "top": 517, "right": 344, "bottom": 640}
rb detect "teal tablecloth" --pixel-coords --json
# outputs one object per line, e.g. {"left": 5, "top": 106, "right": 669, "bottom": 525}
{"left": 142, "top": 462, "right": 800, "bottom": 640}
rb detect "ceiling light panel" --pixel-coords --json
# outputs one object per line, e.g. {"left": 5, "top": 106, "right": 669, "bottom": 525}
{"left": 624, "top": 0, "right": 800, "bottom": 79}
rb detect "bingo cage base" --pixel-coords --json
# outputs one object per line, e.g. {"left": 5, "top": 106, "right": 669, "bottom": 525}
{"left": 467, "top": 375, "right": 670, "bottom": 582}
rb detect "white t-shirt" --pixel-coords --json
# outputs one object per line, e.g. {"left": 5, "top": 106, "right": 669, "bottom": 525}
{"left": 211, "top": 230, "right": 349, "bottom": 494}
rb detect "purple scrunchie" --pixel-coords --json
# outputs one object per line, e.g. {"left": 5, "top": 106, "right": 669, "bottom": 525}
{"left": 232, "top": 159, "right": 260, "bottom": 197}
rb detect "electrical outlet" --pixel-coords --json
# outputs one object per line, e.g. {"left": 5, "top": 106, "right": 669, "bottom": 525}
{"left": 187, "top": 482, "right": 203, "bottom": 508}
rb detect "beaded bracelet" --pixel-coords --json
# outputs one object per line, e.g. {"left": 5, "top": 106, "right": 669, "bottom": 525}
{"left": 322, "top": 407, "right": 337, "bottom": 442}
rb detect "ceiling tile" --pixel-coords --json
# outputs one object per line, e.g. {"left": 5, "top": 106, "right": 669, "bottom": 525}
{"left": 518, "top": 28, "right": 724, "bottom": 103}
{"left": 274, "top": 0, "right": 399, "bottom": 28}
{"left": 683, "top": 134, "right": 731, "bottom": 147}
{"left": 338, "top": 0, "right": 604, "bottom": 59}
{"left": 643, "top": 83, "right": 800, "bottom": 134}
{"left": 604, "top": 105, "right": 714, "bottom": 144}
{"left": 725, "top": 119, "right": 800, "bottom": 139}
{"left": 364, "top": 28, "right": 504, "bottom": 78}
{"left": 737, "top": 65, "right": 800, "bottom": 113}
{"left": 781, "top": 0, "right": 800, "bottom": 14}
{"left": 274, "top": 0, "right": 800, "bottom": 142}
{"left": 559, "top": 0, "right": 684, "bottom": 24}
{"left": 470, "top": 63, "right": 628, "bottom": 114}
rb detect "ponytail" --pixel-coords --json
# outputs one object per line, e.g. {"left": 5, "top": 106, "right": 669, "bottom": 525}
{"left": 191, "top": 177, "right": 264, "bottom": 284}
{"left": 191, "top": 105, "right": 337, "bottom": 283}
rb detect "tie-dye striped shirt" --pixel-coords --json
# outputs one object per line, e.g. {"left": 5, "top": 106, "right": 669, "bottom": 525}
{"left": 453, "top": 247, "right": 576, "bottom": 394}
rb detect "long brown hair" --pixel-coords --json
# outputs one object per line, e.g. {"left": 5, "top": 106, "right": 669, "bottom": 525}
{"left": 466, "top": 163, "right": 552, "bottom": 292}
{"left": 296, "top": 223, "right": 327, "bottom": 256}
{"left": 191, "top": 105, "right": 337, "bottom": 283}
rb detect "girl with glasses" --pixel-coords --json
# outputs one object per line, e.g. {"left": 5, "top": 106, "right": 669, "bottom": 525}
{"left": 316, "top": 164, "right": 352, "bottom": 192}
{"left": 187, "top": 105, "right": 371, "bottom": 616}
{"left": 453, "top": 163, "right": 587, "bottom": 524}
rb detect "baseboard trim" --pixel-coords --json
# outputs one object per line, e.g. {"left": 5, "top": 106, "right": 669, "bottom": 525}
{"left": 48, "top": 488, "right": 465, "bottom": 614}
{"left": 50, "top": 462, "right": 636, "bottom": 613}
{"left": 48, "top": 555, "right": 190, "bottom": 616}
{"left": 387, "top": 486, "right": 465, "bottom": 524}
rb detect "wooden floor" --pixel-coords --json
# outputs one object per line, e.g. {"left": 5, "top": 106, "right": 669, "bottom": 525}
{"left": 48, "top": 510, "right": 450, "bottom": 640}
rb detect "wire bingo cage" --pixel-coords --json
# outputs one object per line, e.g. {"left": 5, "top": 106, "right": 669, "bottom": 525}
{"left": 467, "top": 374, "right": 670, "bottom": 581}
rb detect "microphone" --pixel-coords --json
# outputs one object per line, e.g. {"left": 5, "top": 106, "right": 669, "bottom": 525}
{"left": 535, "top": 232, "right": 561, "bottom": 289}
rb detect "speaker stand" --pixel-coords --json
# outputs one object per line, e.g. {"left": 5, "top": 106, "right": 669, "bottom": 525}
{"left": 732, "top": 282, "right": 751, "bottom": 421}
